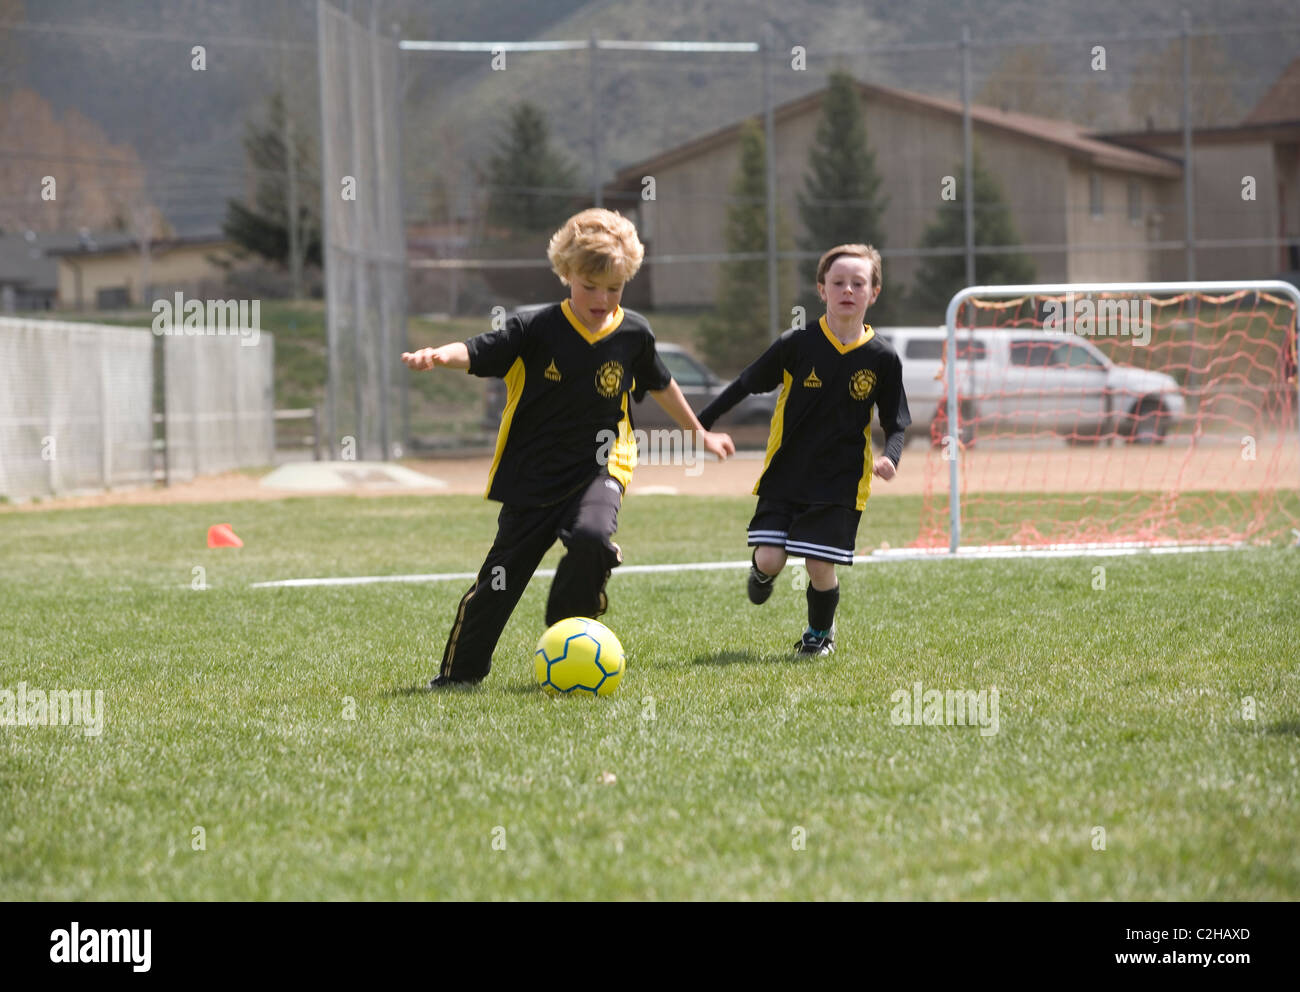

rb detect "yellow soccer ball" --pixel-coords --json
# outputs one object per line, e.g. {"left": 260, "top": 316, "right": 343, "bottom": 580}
{"left": 534, "top": 617, "right": 625, "bottom": 697}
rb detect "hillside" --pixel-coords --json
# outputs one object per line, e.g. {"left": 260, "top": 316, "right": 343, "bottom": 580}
{"left": 6, "top": 0, "right": 1297, "bottom": 234}
{"left": 405, "top": 0, "right": 1300, "bottom": 211}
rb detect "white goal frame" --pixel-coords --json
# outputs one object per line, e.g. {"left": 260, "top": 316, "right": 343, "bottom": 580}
{"left": 942, "top": 280, "right": 1300, "bottom": 553}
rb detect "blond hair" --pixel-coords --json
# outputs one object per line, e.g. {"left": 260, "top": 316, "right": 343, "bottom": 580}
{"left": 815, "top": 243, "right": 883, "bottom": 294}
{"left": 547, "top": 208, "right": 645, "bottom": 285}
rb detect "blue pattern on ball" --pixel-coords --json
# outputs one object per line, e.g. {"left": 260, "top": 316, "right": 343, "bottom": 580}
{"left": 534, "top": 621, "right": 619, "bottom": 695}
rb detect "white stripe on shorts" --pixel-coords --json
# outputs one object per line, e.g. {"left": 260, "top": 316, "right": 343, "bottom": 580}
{"left": 784, "top": 539, "right": 855, "bottom": 563}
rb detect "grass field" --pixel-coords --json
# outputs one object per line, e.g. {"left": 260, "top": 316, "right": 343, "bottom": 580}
{"left": 2, "top": 492, "right": 1299, "bottom": 900}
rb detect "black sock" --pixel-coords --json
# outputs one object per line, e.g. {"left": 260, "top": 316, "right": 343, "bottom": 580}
{"left": 807, "top": 583, "right": 839, "bottom": 632}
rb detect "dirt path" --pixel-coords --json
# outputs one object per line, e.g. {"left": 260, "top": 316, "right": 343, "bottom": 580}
{"left": 4, "top": 438, "right": 1294, "bottom": 513}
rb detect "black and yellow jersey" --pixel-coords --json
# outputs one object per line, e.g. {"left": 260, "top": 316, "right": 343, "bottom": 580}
{"left": 466, "top": 301, "right": 673, "bottom": 505}
{"left": 699, "top": 316, "right": 910, "bottom": 511}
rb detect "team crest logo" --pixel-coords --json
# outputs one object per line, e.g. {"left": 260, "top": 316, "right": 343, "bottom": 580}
{"left": 595, "top": 360, "right": 624, "bottom": 398}
{"left": 849, "top": 368, "right": 876, "bottom": 400}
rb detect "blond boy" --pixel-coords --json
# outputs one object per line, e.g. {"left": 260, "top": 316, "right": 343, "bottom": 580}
{"left": 403, "top": 208, "right": 734, "bottom": 685}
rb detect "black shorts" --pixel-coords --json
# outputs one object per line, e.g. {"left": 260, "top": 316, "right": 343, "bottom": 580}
{"left": 747, "top": 497, "right": 862, "bottom": 566}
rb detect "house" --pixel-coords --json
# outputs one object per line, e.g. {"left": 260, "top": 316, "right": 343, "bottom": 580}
{"left": 47, "top": 233, "right": 239, "bottom": 310}
{"left": 603, "top": 77, "right": 1183, "bottom": 311}
{"left": 1099, "top": 56, "right": 1300, "bottom": 282}
{"left": 0, "top": 231, "right": 90, "bottom": 312}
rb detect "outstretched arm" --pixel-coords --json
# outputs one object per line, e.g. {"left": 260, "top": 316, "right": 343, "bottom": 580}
{"left": 402, "top": 343, "right": 469, "bottom": 371}
{"left": 698, "top": 335, "right": 787, "bottom": 429}
{"left": 648, "top": 381, "right": 736, "bottom": 460}
{"left": 698, "top": 377, "right": 753, "bottom": 431}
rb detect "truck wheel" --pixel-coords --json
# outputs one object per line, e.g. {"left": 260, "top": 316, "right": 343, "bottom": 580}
{"left": 1065, "top": 419, "right": 1106, "bottom": 446}
{"left": 1123, "top": 399, "right": 1169, "bottom": 444}
{"left": 931, "top": 401, "right": 976, "bottom": 447}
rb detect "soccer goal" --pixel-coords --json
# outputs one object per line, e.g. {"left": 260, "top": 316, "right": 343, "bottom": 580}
{"left": 911, "top": 280, "right": 1300, "bottom": 554}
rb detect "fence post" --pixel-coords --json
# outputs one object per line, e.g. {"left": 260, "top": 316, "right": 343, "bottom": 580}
{"left": 267, "top": 335, "right": 277, "bottom": 466}
{"left": 961, "top": 25, "right": 975, "bottom": 289}
{"left": 192, "top": 337, "right": 201, "bottom": 477}
{"left": 317, "top": 0, "right": 339, "bottom": 460}
{"left": 1182, "top": 10, "right": 1196, "bottom": 280}
{"left": 231, "top": 338, "right": 242, "bottom": 469}
{"left": 762, "top": 23, "right": 779, "bottom": 341}
{"left": 46, "top": 328, "right": 57, "bottom": 494}
{"left": 100, "top": 335, "right": 112, "bottom": 488}
{"left": 590, "top": 32, "right": 602, "bottom": 207}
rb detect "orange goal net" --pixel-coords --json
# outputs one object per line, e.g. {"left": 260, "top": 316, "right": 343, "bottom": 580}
{"left": 912, "top": 282, "right": 1300, "bottom": 551}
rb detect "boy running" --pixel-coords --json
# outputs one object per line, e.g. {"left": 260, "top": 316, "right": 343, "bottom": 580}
{"left": 403, "top": 208, "right": 735, "bottom": 686}
{"left": 698, "top": 244, "right": 910, "bottom": 656}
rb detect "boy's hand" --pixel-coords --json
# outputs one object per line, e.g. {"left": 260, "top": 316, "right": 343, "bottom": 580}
{"left": 873, "top": 456, "right": 897, "bottom": 480}
{"left": 401, "top": 347, "right": 448, "bottom": 370}
{"left": 701, "top": 430, "right": 735, "bottom": 461}
{"left": 401, "top": 343, "right": 469, "bottom": 371}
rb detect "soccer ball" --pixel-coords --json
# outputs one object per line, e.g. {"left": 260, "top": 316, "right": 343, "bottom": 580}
{"left": 534, "top": 617, "right": 625, "bottom": 697}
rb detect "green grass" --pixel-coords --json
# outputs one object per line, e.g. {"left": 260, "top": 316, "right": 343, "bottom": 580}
{"left": 2, "top": 493, "right": 1298, "bottom": 900}
{"left": 919, "top": 490, "right": 1300, "bottom": 549}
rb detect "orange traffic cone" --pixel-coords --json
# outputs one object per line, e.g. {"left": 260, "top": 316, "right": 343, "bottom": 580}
{"left": 207, "top": 523, "right": 243, "bottom": 548}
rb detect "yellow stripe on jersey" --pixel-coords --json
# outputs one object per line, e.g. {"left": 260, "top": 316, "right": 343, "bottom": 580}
{"left": 485, "top": 357, "right": 525, "bottom": 498}
{"left": 561, "top": 300, "right": 625, "bottom": 344}
{"left": 755, "top": 370, "right": 793, "bottom": 495}
{"left": 607, "top": 391, "right": 636, "bottom": 488}
{"left": 856, "top": 417, "right": 874, "bottom": 511}
{"left": 819, "top": 315, "right": 876, "bottom": 354}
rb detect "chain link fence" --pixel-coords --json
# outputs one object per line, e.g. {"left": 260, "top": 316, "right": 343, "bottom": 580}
{"left": 0, "top": 317, "right": 275, "bottom": 500}
{"left": 317, "top": 0, "right": 408, "bottom": 461}
{"left": 397, "top": 20, "right": 1300, "bottom": 330}
{"left": 163, "top": 333, "right": 275, "bottom": 482}
{"left": 0, "top": 317, "right": 153, "bottom": 499}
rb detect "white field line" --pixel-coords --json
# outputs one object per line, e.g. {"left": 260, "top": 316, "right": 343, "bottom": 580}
{"left": 249, "top": 543, "right": 1241, "bottom": 588}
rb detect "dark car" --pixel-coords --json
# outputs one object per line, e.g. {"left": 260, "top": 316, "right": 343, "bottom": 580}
{"left": 482, "top": 343, "right": 776, "bottom": 430}
{"left": 633, "top": 344, "right": 776, "bottom": 428}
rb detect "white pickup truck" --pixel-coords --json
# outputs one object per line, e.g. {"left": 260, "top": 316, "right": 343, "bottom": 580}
{"left": 877, "top": 327, "right": 1185, "bottom": 445}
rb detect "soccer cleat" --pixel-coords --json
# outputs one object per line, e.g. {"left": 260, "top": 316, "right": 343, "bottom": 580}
{"left": 747, "top": 556, "right": 776, "bottom": 605}
{"left": 429, "top": 674, "right": 474, "bottom": 688}
{"left": 794, "top": 627, "right": 835, "bottom": 656}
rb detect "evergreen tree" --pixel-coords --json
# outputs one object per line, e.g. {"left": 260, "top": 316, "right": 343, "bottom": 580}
{"left": 700, "top": 120, "right": 790, "bottom": 372}
{"left": 910, "top": 155, "right": 1036, "bottom": 317}
{"left": 223, "top": 90, "right": 321, "bottom": 269}
{"left": 485, "top": 102, "right": 579, "bottom": 234}
{"left": 796, "top": 69, "right": 894, "bottom": 322}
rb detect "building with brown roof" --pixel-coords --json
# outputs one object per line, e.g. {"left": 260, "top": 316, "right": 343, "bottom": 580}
{"left": 1100, "top": 56, "right": 1300, "bottom": 281}
{"left": 605, "top": 77, "right": 1184, "bottom": 312}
